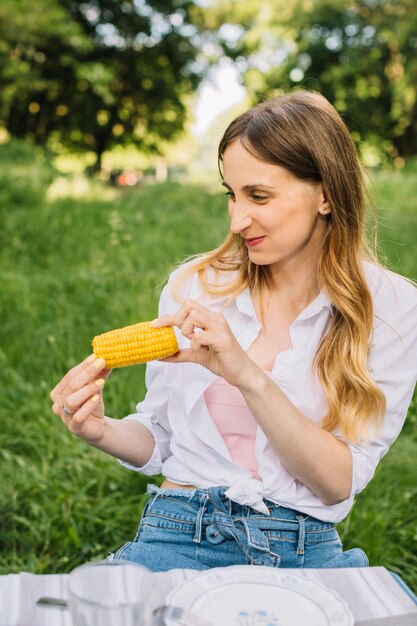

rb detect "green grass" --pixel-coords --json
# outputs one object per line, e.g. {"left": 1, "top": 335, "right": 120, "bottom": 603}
{"left": 0, "top": 145, "right": 416, "bottom": 590}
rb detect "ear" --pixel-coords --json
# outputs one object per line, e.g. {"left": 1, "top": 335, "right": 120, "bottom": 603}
{"left": 318, "top": 186, "right": 331, "bottom": 215}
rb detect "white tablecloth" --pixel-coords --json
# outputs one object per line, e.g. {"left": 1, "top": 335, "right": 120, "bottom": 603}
{"left": 0, "top": 566, "right": 416, "bottom": 625}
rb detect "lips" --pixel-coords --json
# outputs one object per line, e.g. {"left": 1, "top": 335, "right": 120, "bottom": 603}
{"left": 245, "top": 236, "right": 265, "bottom": 247}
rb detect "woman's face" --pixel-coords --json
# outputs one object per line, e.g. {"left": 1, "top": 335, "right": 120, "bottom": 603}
{"left": 222, "top": 140, "right": 331, "bottom": 272}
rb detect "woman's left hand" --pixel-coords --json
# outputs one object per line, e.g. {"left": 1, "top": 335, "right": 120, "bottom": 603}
{"left": 152, "top": 299, "right": 258, "bottom": 388}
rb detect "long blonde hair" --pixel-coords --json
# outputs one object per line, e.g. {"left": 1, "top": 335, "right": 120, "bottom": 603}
{"left": 174, "top": 90, "right": 388, "bottom": 443}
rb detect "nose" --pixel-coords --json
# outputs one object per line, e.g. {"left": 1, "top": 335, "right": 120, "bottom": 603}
{"left": 229, "top": 202, "right": 253, "bottom": 234}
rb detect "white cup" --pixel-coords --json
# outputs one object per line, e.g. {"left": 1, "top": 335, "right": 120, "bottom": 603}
{"left": 68, "top": 560, "right": 154, "bottom": 626}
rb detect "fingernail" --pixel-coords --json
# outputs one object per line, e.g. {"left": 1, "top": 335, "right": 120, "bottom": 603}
{"left": 94, "top": 357, "right": 105, "bottom": 369}
{"left": 92, "top": 394, "right": 99, "bottom": 402}
{"left": 87, "top": 354, "right": 96, "bottom": 363}
{"left": 94, "top": 378, "right": 105, "bottom": 387}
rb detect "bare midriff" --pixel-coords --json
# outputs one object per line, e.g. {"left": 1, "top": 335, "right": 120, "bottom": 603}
{"left": 160, "top": 479, "right": 197, "bottom": 490}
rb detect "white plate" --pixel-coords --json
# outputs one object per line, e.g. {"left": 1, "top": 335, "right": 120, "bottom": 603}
{"left": 167, "top": 566, "right": 354, "bottom": 626}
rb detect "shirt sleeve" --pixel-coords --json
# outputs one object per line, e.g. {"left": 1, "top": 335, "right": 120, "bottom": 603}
{"left": 117, "top": 277, "right": 179, "bottom": 475}
{"left": 343, "top": 272, "right": 417, "bottom": 497}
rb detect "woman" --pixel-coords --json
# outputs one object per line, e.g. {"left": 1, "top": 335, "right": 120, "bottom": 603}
{"left": 50, "top": 90, "right": 417, "bottom": 572}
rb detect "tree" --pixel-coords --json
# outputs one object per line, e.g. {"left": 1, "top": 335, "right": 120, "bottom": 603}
{"left": 232, "top": 0, "right": 417, "bottom": 163}
{"left": 0, "top": 0, "right": 221, "bottom": 169}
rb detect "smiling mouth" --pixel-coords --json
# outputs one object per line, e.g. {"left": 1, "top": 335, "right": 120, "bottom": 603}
{"left": 245, "top": 236, "right": 265, "bottom": 247}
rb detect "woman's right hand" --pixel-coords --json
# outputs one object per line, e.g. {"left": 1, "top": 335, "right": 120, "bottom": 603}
{"left": 50, "top": 354, "right": 112, "bottom": 443}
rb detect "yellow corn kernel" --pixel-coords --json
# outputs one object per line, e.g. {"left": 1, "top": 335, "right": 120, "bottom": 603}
{"left": 92, "top": 321, "right": 178, "bottom": 368}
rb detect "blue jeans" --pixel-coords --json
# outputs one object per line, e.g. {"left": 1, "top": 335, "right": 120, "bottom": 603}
{"left": 110, "top": 485, "right": 368, "bottom": 572}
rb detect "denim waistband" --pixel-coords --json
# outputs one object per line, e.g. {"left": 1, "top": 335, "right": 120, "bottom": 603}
{"left": 146, "top": 484, "right": 332, "bottom": 567}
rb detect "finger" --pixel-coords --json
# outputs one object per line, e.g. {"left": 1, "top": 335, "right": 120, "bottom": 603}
{"left": 52, "top": 401, "right": 72, "bottom": 428}
{"left": 70, "top": 394, "right": 101, "bottom": 429}
{"left": 59, "top": 357, "right": 107, "bottom": 403}
{"left": 181, "top": 311, "right": 218, "bottom": 341}
{"left": 153, "top": 300, "right": 206, "bottom": 330}
{"left": 190, "top": 332, "right": 202, "bottom": 351}
{"left": 63, "top": 378, "right": 106, "bottom": 414}
{"left": 50, "top": 353, "right": 97, "bottom": 401}
{"left": 180, "top": 316, "right": 200, "bottom": 338}
{"left": 99, "top": 367, "right": 112, "bottom": 381}
{"left": 194, "top": 328, "right": 234, "bottom": 352}
{"left": 189, "top": 336, "right": 210, "bottom": 353}
{"left": 158, "top": 348, "right": 200, "bottom": 364}
{"left": 150, "top": 315, "right": 176, "bottom": 328}
{"left": 171, "top": 307, "right": 193, "bottom": 328}
{"left": 51, "top": 365, "right": 110, "bottom": 428}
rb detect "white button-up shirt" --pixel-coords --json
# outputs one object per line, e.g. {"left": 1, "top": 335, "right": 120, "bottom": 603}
{"left": 119, "top": 260, "right": 417, "bottom": 522}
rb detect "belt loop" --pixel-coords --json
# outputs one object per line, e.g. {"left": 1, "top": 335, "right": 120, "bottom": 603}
{"left": 193, "top": 493, "right": 208, "bottom": 543}
{"left": 296, "top": 515, "right": 306, "bottom": 555}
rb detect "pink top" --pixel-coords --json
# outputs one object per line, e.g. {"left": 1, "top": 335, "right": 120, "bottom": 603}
{"left": 204, "top": 376, "right": 262, "bottom": 480}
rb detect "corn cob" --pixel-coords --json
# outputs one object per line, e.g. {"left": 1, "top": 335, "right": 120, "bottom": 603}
{"left": 92, "top": 321, "right": 178, "bottom": 368}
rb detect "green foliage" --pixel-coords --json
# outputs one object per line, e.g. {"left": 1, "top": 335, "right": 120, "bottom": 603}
{"left": 0, "top": 139, "right": 56, "bottom": 210}
{"left": 0, "top": 163, "right": 229, "bottom": 573}
{"left": 0, "top": 0, "right": 220, "bottom": 167}
{"left": 338, "top": 433, "right": 417, "bottom": 585}
{"left": 0, "top": 155, "right": 416, "bottom": 590}
{"left": 214, "top": 0, "right": 417, "bottom": 163}
{"left": 370, "top": 162, "right": 417, "bottom": 278}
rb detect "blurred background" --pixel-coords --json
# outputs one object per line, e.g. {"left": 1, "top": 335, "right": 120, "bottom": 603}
{"left": 1, "top": 0, "right": 416, "bottom": 588}
{"left": 2, "top": 0, "right": 417, "bottom": 180}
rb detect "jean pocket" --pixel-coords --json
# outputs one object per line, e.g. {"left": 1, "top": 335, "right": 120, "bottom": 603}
{"left": 133, "top": 498, "right": 154, "bottom": 542}
{"left": 354, "top": 547, "right": 369, "bottom": 567}
{"left": 142, "top": 515, "right": 196, "bottom": 534}
{"left": 303, "top": 537, "right": 344, "bottom": 568}
{"left": 146, "top": 495, "right": 198, "bottom": 521}
{"left": 318, "top": 542, "right": 369, "bottom": 569}
{"left": 112, "top": 541, "right": 133, "bottom": 560}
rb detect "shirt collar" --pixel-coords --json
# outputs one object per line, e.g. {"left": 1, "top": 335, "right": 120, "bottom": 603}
{"left": 235, "top": 288, "right": 257, "bottom": 318}
{"left": 296, "top": 290, "right": 333, "bottom": 321}
{"left": 235, "top": 287, "right": 333, "bottom": 322}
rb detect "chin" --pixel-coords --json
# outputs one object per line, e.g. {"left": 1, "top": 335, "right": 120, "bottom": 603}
{"left": 247, "top": 254, "right": 276, "bottom": 266}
